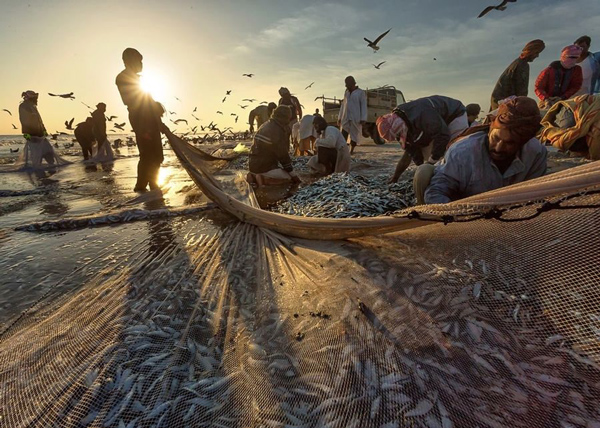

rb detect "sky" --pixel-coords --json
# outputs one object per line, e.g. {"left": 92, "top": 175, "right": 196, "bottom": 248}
{"left": 0, "top": 0, "right": 598, "bottom": 135}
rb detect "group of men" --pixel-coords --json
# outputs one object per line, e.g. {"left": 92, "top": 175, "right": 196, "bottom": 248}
{"left": 73, "top": 103, "right": 110, "bottom": 160}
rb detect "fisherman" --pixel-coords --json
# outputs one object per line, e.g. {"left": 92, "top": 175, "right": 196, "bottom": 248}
{"left": 535, "top": 45, "right": 583, "bottom": 110}
{"left": 376, "top": 95, "right": 468, "bottom": 184}
{"left": 297, "top": 114, "right": 318, "bottom": 156}
{"left": 74, "top": 117, "right": 95, "bottom": 160}
{"left": 246, "top": 105, "right": 301, "bottom": 187}
{"left": 466, "top": 103, "right": 482, "bottom": 126}
{"left": 573, "top": 36, "right": 600, "bottom": 96}
{"left": 248, "top": 102, "right": 277, "bottom": 133}
{"left": 115, "top": 48, "right": 168, "bottom": 192}
{"left": 307, "top": 115, "right": 351, "bottom": 175}
{"left": 91, "top": 103, "right": 108, "bottom": 150}
{"left": 18, "top": 90, "right": 57, "bottom": 167}
{"left": 278, "top": 87, "right": 302, "bottom": 126}
{"left": 421, "top": 97, "right": 547, "bottom": 204}
{"left": 490, "top": 39, "right": 546, "bottom": 110}
{"left": 338, "top": 76, "right": 367, "bottom": 155}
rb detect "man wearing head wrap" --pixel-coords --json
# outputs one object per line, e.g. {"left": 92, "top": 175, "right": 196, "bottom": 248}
{"left": 116, "top": 48, "right": 168, "bottom": 192}
{"left": 278, "top": 87, "right": 302, "bottom": 125}
{"left": 535, "top": 45, "right": 583, "bottom": 109}
{"left": 338, "top": 76, "right": 367, "bottom": 155}
{"left": 490, "top": 40, "right": 545, "bottom": 111}
{"left": 573, "top": 36, "right": 600, "bottom": 96}
{"left": 18, "top": 90, "right": 61, "bottom": 167}
{"left": 247, "top": 106, "right": 301, "bottom": 187}
{"left": 376, "top": 95, "right": 467, "bottom": 184}
{"left": 422, "top": 97, "right": 547, "bottom": 205}
{"left": 248, "top": 102, "right": 277, "bottom": 134}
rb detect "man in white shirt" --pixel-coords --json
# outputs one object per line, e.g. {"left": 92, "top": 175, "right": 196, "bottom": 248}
{"left": 574, "top": 35, "right": 600, "bottom": 96}
{"left": 337, "top": 76, "right": 367, "bottom": 155}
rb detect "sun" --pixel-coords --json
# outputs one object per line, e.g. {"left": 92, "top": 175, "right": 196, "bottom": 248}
{"left": 139, "top": 69, "right": 168, "bottom": 102}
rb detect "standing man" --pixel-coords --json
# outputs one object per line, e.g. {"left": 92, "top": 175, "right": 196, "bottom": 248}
{"left": 91, "top": 102, "right": 108, "bottom": 150}
{"left": 490, "top": 40, "right": 546, "bottom": 110}
{"left": 248, "top": 102, "right": 277, "bottom": 133}
{"left": 74, "top": 117, "right": 95, "bottom": 160}
{"left": 573, "top": 36, "right": 600, "bottom": 96}
{"left": 115, "top": 48, "right": 167, "bottom": 192}
{"left": 19, "top": 90, "right": 58, "bottom": 167}
{"left": 338, "top": 76, "right": 367, "bottom": 155}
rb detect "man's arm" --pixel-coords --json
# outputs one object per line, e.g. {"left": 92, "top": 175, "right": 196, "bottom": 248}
{"left": 534, "top": 68, "right": 551, "bottom": 101}
{"left": 389, "top": 151, "right": 412, "bottom": 183}
{"left": 275, "top": 134, "right": 294, "bottom": 172}
{"left": 248, "top": 110, "right": 255, "bottom": 133}
{"left": 418, "top": 111, "right": 450, "bottom": 161}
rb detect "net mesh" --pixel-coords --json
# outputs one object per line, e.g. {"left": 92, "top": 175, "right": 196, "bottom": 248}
{"left": 1, "top": 135, "right": 599, "bottom": 428}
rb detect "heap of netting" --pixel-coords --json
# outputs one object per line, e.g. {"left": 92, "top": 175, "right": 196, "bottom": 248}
{"left": 1, "top": 134, "right": 599, "bottom": 428}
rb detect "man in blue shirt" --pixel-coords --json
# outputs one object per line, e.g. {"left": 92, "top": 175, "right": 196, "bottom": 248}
{"left": 420, "top": 97, "right": 547, "bottom": 204}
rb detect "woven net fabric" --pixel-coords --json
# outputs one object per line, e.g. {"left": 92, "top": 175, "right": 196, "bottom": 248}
{"left": 1, "top": 135, "right": 599, "bottom": 428}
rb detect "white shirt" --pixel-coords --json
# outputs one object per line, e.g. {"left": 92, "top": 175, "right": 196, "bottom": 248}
{"left": 338, "top": 88, "right": 367, "bottom": 124}
{"left": 316, "top": 126, "right": 347, "bottom": 150}
{"left": 574, "top": 56, "right": 593, "bottom": 96}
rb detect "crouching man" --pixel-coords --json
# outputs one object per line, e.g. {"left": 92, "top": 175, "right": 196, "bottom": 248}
{"left": 418, "top": 96, "right": 547, "bottom": 204}
{"left": 247, "top": 105, "right": 301, "bottom": 187}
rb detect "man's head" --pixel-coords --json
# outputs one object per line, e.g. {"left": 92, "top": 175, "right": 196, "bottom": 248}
{"left": 267, "top": 102, "right": 277, "bottom": 115}
{"left": 313, "top": 115, "right": 328, "bottom": 133}
{"left": 122, "top": 48, "right": 143, "bottom": 73}
{"left": 271, "top": 105, "right": 292, "bottom": 125}
{"left": 574, "top": 35, "right": 591, "bottom": 56}
{"left": 96, "top": 102, "right": 106, "bottom": 113}
{"left": 376, "top": 113, "right": 408, "bottom": 145}
{"left": 345, "top": 76, "right": 357, "bottom": 91}
{"left": 520, "top": 39, "right": 545, "bottom": 62}
{"left": 21, "top": 90, "right": 38, "bottom": 104}
{"left": 278, "top": 87, "right": 291, "bottom": 98}
{"left": 560, "top": 45, "right": 583, "bottom": 69}
{"left": 466, "top": 103, "right": 481, "bottom": 124}
{"left": 488, "top": 96, "right": 540, "bottom": 163}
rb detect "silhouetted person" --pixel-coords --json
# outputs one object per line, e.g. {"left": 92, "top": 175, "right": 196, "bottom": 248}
{"left": 74, "top": 117, "right": 95, "bottom": 160}
{"left": 248, "top": 102, "right": 277, "bottom": 133}
{"left": 19, "top": 90, "right": 58, "bottom": 167}
{"left": 92, "top": 102, "right": 107, "bottom": 149}
{"left": 115, "top": 48, "right": 167, "bottom": 191}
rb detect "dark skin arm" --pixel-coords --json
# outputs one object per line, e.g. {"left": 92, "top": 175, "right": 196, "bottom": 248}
{"left": 388, "top": 151, "right": 412, "bottom": 183}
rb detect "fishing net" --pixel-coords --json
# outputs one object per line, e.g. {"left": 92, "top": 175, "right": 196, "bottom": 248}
{"left": 0, "top": 137, "right": 71, "bottom": 173}
{"left": 1, "top": 133, "right": 600, "bottom": 428}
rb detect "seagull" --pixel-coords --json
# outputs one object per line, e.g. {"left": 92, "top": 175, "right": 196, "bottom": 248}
{"left": 478, "top": 0, "right": 517, "bottom": 18}
{"left": 235, "top": 116, "right": 239, "bottom": 123}
{"left": 222, "top": 96, "right": 227, "bottom": 103}
{"left": 10, "top": 148, "right": 19, "bottom": 153}
{"left": 373, "top": 61, "right": 386, "bottom": 69}
{"left": 175, "top": 96, "right": 181, "bottom": 102}
{"left": 114, "top": 122, "right": 126, "bottom": 130}
{"left": 49, "top": 92, "right": 75, "bottom": 99}
{"left": 226, "top": 90, "right": 232, "bottom": 95}
{"left": 305, "top": 82, "right": 315, "bottom": 90}
{"left": 238, "top": 104, "right": 248, "bottom": 109}
{"left": 169, "top": 111, "right": 176, "bottom": 115}
{"left": 364, "top": 28, "right": 391, "bottom": 52}
{"left": 12, "top": 124, "right": 17, "bottom": 129}
{"left": 192, "top": 114, "right": 200, "bottom": 121}
{"left": 433, "top": 58, "right": 437, "bottom": 61}
{"left": 105, "top": 115, "right": 118, "bottom": 121}
{"left": 242, "top": 73, "right": 254, "bottom": 78}
{"left": 259, "top": 101, "right": 268, "bottom": 105}
{"left": 216, "top": 111, "right": 223, "bottom": 115}
{"left": 3, "top": 109, "right": 12, "bottom": 116}
{"left": 65, "top": 118, "right": 75, "bottom": 130}
{"left": 80, "top": 101, "right": 92, "bottom": 109}
{"left": 242, "top": 98, "right": 256, "bottom": 102}
{"left": 172, "top": 119, "right": 188, "bottom": 125}
{"left": 193, "top": 107, "right": 197, "bottom": 112}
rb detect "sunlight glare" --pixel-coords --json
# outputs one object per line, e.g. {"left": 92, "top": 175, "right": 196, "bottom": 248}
{"left": 140, "top": 70, "right": 169, "bottom": 103}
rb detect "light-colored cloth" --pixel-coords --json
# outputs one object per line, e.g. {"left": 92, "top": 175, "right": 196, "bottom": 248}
{"left": 19, "top": 137, "right": 58, "bottom": 168}
{"left": 448, "top": 113, "right": 469, "bottom": 140}
{"left": 291, "top": 121, "right": 300, "bottom": 142}
{"left": 299, "top": 115, "right": 317, "bottom": 140}
{"left": 574, "top": 56, "right": 593, "bottom": 97}
{"left": 341, "top": 120, "right": 362, "bottom": 144}
{"left": 424, "top": 131, "right": 547, "bottom": 204}
{"left": 254, "top": 168, "right": 293, "bottom": 181}
{"left": 561, "top": 45, "right": 583, "bottom": 69}
{"left": 413, "top": 163, "right": 436, "bottom": 205}
{"left": 376, "top": 113, "right": 408, "bottom": 144}
{"left": 89, "top": 139, "right": 115, "bottom": 162}
{"left": 338, "top": 88, "right": 367, "bottom": 124}
{"left": 307, "top": 126, "right": 351, "bottom": 173}
{"left": 539, "top": 94, "right": 600, "bottom": 159}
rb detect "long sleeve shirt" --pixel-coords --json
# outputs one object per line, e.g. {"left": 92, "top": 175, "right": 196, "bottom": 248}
{"left": 248, "top": 118, "right": 293, "bottom": 174}
{"left": 425, "top": 132, "right": 547, "bottom": 204}
{"left": 534, "top": 62, "right": 583, "bottom": 101}
{"left": 338, "top": 88, "right": 367, "bottom": 124}
{"left": 491, "top": 58, "right": 530, "bottom": 105}
{"left": 19, "top": 101, "right": 46, "bottom": 137}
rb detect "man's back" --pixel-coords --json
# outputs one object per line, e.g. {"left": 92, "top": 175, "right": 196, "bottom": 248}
{"left": 492, "top": 58, "right": 529, "bottom": 102}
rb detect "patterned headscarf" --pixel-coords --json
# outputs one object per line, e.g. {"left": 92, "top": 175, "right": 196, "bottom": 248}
{"left": 376, "top": 113, "right": 408, "bottom": 146}
{"left": 520, "top": 39, "right": 545, "bottom": 59}
{"left": 560, "top": 45, "right": 583, "bottom": 69}
{"left": 490, "top": 96, "right": 541, "bottom": 143}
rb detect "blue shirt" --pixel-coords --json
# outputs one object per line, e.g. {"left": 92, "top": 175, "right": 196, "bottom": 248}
{"left": 424, "top": 132, "right": 547, "bottom": 204}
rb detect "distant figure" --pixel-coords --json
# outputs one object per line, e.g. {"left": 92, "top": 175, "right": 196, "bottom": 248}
{"left": 246, "top": 106, "right": 301, "bottom": 187}
{"left": 92, "top": 103, "right": 107, "bottom": 149}
{"left": 18, "top": 90, "right": 58, "bottom": 167}
{"left": 74, "top": 118, "right": 95, "bottom": 160}
{"left": 115, "top": 48, "right": 168, "bottom": 191}
{"left": 338, "top": 76, "right": 367, "bottom": 155}
{"left": 314, "top": 108, "right": 321, "bottom": 117}
{"left": 308, "top": 115, "right": 351, "bottom": 175}
{"left": 490, "top": 40, "right": 545, "bottom": 110}
{"left": 573, "top": 36, "right": 600, "bottom": 96}
{"left": 535, "top": 45, "right": 583, "bottom": 110}
{"left": 376, "top": 96, "right": 468, "bottom": 184}
{"left": 278, "top": 87, "right": 302, "bottom": 126}
{"left": 423, "top": 97, "right": 546, "bottom": 204}
{"left": 248, "top": 102, "right": 277, "bottom": 133}
{"left": 466, "top": 103, "right": 482, "bottom": 126}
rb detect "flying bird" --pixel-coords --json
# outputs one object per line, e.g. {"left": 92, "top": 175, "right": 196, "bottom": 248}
{"left": 49, "top": 92, "right": 75, "bottom": 99}
{"left": 222, "top": 97, "right": 227, "bottom": 103}
{"left": 242, "top": 98, "right": 256, "bottom": 102}
{"left": 65, "top": 118, "right": 75, "bottom": 130}
{"left": 259, "top": 101, "right": 268, "bottom": 105}
{"left": 168, "top": 111, "right": 176, "bottom": 115}
{"left": 433, "top": 58, "right": 437, "bottom": 61}
{"left": 175, "top": 96, "right": 181, "bottom": 102}
{"left": 242, "top": 73, "right": 254, "bottom": 78}
{"left": 235, "top": 116, "right": 239, "bottom": 123}
{"left": 238, "top": 104, "right": 248, "bottom": 109}
{"left": 3, "top": 109, "right": 12, "bottom": 116}
{"left": 373, "top": 61, "right": 386, "bottom": 69}
{"left": 12, "top": 124, "right": 17, "bottom": 129}
{"left": 113, "top": 122, "right": 126, "bottom": 130}
{"left": 364, "top": 28, "right": 391, "bottom": 52}
{"left": 193, "top": 107, "right": 197, "bottom": 112}
{"left": 10, "top": 148, "right": 19, "bottom": 153}
{"left": 305, "top": 82, "right": 315, "bottom": 90}
{"left": 216, "top": 111, "right": 223, "bottom": 115}
{"left": 192, "top": 114, "right": 200, "bottom": 121}
{"left": 105, "top": 115, "right": 118, "bottom": 121}
{"left": 478, "top": 0, "right": 517, "bottom": 18}
{"left": 191, "top": 126, "right": 197, "bottom": 133}
{"left": 172, "top": 119, "right": 188, "bottom": 125}
{"left": 226, "top": 90, "right": 232, "bottom": 95}
{"left": 80, "top": 101, "right": 92, "bottom": 109}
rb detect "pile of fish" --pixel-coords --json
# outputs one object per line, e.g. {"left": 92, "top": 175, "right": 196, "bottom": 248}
{"left": 274, "top": 172, "right": 416, "bottom": 218}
